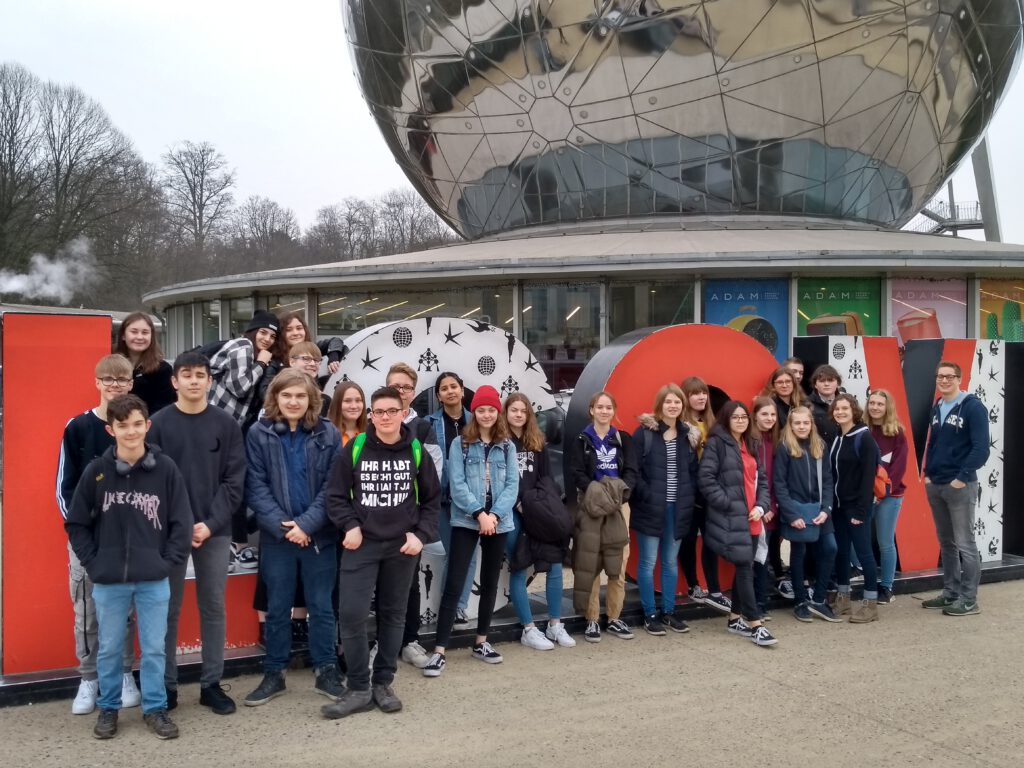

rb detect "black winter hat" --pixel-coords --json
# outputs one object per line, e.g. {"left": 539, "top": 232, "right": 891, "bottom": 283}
{"left": 245, "top": 310, "right": 280, "bottom": 335}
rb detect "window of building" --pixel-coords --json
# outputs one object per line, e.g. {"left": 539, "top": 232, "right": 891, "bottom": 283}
{"left": 522, "top": 282, "right": 601, "bottom": 390}
{"left": 228, "top": 297, "right": 255, "bottom": 338}
{"left": 979, "top": 279, "right": 1024, "bottom": 341}
{"left": 200, "top": 300, "right": 221, "bottom": 343}
{"left": 796, "top": 278, "right": 881, "bottom": 336}
{"left": 609, "top": 279, "right": 695, "bottom": 340}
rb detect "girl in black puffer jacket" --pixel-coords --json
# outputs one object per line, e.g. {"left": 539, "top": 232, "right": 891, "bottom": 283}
{"left": 698, "top": 400, "right": 777, "bottom": 648}
{"left": 631, "top": 383, "right": 697, "bottom": 635}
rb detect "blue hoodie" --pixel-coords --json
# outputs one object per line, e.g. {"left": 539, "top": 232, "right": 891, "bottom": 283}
{"left": 924, "top": 394, "right": 990, "bottom": 484}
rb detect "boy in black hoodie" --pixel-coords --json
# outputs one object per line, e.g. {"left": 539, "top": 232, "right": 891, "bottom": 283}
{"left": 922, "top": 361, "right": 990, "bottom": 616}
{"left": 65, "top": 395, "right": 193, "bottom": 741}
{"left": 322, "top": 386, "right": 441, "bottom": 720}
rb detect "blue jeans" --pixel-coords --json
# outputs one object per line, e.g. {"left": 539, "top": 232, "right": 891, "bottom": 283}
{"left": 92, "top": 579, "right": 170, "bottom": 714}
{"left": 873, "top": 495, "right": 903, "bottom": 589}
{"left": 439, "top": 501, "right": 475, "bottom": 612}
{"left": 261, "top": 539, "right": 338, "bottom": 671}
{"left": 505, "top": 512, "right": 564, "bottom": 626}
{"left": 833, "top": 506, "right": 878, "bottom": 599}
{"left": 790, "top": 533, "right": 838, "bottom": 604}
{"left": 636, "top": 503, "right": 682, "bottom": 616}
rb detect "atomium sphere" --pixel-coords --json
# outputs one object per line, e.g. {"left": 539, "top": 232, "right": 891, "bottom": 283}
{"left": 342, "top": 0, "right": 1023, "bottom": 239}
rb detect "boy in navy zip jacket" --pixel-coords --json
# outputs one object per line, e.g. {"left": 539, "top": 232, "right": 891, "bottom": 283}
{"left": 922, "top": 361, "right": 990, "bottom": 616}
{"left": 65, "top": 395, "right": 192, "bottom": 741}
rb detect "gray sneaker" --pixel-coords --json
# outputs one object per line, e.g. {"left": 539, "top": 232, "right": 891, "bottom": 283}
{"left": 243, "top": 671, "right": 286, "bottom": 706}
{"left": 143, "top": 709, "right": 179, "bottom": 740}
{"left": 314, "top": 664, "right": 345, "bottom": 701}
{"left": 321, "top": 688, "right": 374, "bottom": 720}
{"left": 372, "top": 683, "right": 403, "bottom": 713}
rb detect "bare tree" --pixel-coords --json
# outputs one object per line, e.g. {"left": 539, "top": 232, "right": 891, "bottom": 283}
{"left": 0, "top": 62, "right": 44, "bottom": 268}
{"left": 37, "top": 81, "right": 140, "bottom": 248}
{"left": 161, "top": 140, "right": 235, "bottom": 256}
{"left": 226, "top": 194, "right": 299, "bottom": 270}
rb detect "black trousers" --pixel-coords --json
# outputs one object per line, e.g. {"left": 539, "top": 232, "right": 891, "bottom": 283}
{"left": 435, "top": 526, "right": 508, "bottom": 649}
{"left": 337, "top": 538, "right": 418, "bottom": 691}
{"left": 679, "top": 503, "right": 722, "bottom": 593}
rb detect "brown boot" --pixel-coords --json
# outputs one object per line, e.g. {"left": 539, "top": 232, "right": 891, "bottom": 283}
{"left": 834, "top": 592, "right": 852, "bottom": 616}
{"left": 849, "top": 599, "right": 878, "bottom": 623}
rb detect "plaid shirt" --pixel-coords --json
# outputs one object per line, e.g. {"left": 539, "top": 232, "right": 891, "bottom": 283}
{"left": 209, "top": 338, "right": 266, "bottom": 424}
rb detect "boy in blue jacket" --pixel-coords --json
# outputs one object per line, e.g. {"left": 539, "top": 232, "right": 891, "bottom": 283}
{"left": 922, "top": 361, "right": 990, "bottom": 616}
{"left": 65, "top": 395, "right": 193, "bottom": 740}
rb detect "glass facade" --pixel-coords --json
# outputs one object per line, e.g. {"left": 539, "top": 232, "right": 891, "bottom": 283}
{"left": 162, "top": 274, "right": 1015, "bottom": 388}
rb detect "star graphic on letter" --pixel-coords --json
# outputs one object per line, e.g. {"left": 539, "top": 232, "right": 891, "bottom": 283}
{"left": 524, "top": 353, "right": 540, "bottom": 372}
{"left": 361, "top": 349, "right": 381, "bottom": 370}
{"left": 988, "top": 367, "right": 998, "bottom": 381}
{"left": 443, "top": 323, "right": 462, "bottom": 345}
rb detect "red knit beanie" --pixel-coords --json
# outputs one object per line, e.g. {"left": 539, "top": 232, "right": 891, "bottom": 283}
{"left": 470, "top": 385, "right": 502, "bottom": 413}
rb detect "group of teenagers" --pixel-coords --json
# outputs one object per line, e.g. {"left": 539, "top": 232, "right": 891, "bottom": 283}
{"left": 56, "top": 309, "right": 991, "bottom": 742}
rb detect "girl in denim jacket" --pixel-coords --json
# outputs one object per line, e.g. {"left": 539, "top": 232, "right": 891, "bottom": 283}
{"left": 422, "top": 386, "right": 519, "bottom": 677}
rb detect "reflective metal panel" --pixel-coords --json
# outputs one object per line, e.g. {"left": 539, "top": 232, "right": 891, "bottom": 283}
{"left": 343, "top": 0, "right": 1023, "bottom": 238}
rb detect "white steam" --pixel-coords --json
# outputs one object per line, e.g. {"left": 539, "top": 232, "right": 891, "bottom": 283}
{"left": 0, "top": 238, "right": 95, "bottom": 304}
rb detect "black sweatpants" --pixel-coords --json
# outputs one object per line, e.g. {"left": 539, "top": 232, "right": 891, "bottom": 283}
{"left": 435, "top": 526, "right": 507, "bottom": 649}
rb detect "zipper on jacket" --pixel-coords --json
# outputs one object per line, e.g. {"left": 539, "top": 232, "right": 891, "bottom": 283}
{"left": 122, "top": 474, "right": 131, "bottom": 582}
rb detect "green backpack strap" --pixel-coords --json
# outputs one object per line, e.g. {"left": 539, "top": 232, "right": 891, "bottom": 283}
{"left": 411, "top": 438, "right": 422, "bottom": 503}
{"left": 349, "top": 433, "right": 368, "bottom": 499}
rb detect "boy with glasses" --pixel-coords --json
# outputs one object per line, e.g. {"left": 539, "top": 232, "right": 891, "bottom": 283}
{"left": 324, "top": 386, "right": 441, "bottom": 718}
{"left": 385, "top": 363, "right": 444, "bottom": 667}
{"left": 922, "top": 361, "right": 990, "bottom": 616}
{"left": 56, "top": 354, "right": 141, "bottom": 715}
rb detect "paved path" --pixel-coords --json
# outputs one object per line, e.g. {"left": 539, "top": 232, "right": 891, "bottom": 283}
{"left": 2, "top": 581, "right": 1021, "bottom": 768}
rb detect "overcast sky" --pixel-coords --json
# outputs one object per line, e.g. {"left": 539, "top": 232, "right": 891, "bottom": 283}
{"left": 1, "top": 0, "right": 1022, "bottom": 242}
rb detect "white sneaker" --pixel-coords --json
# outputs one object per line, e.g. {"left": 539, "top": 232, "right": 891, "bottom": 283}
{"left": 520, "top": 626, "right": 554, "bottom": 651}
{"left": 545, "top": 622, "right": 577, "bottom": 648}
{"left": 401, "top": 641, "right": 430, "bottom": 668}
{"left": 71, "top": 679, "right": 98, "bottom": 715}
{"left": 121, "top": 672, "right": 141, "bottom": 708}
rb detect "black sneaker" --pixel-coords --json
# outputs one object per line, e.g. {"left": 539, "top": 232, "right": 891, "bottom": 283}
{"left": 793, "top": 603, "right": 813, "bottom": 623}
{"left": 877, "top": 586, "right": 895, "bottom": 605}
{"left": 422, "top": 652, "right": 446, "bottom": 677}
{"left": 584, "top": 621, "right": 601, "bottom": 643}
{"left": 165, "top": 687, "right": 177, "bottom": 711}
{"left": 807, "top": 602, "right": 842, "bottom": 623}
{"left": 643, "top": 614, "right": 667, "bottom": 636}
{"left": 704, "top": 592, "right": 732, "bottom": 614}
{"left": 453, "top": 608, "right": 471, "bottom": 629}
{"left": 727, "top": 617, "right": 752, "bottom": 637}
{"left": 660, "top": 612, "right": 691, "bottom": 633}
{"left": 93, "top": 709, "right": 118, "bottom": 740}
{"left": 314, "top": 664, "right": 345, "bottom": 701}
{"left": 471, "top": 642, "right": 503, "bottom": 664}
{"left": 200, "top": 683, "right": 236, "bottom": 715}
{"left": 605, "top": 619, "right": 635, "bottom": 639}
{"left": 320, "top": 688, "right": 373, "bottom": 720}
{"left": 371, "top": 683, "right": 403, "bottom": 713}
{"left": 243, "top": 671, "right": 286, "bottom": 706}
{"left": 750, "top": 625, "right": 778, "bottom": 647}
{"left": 143, "top": 709, "right": 179, "bottom": 740}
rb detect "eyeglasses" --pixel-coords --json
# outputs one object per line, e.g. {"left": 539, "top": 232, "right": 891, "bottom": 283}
{"left": 730, "top": 414, "right": 750, "bottom": 421}
{"left": 935, "top": 373, "right": 960, "bottom": 381}
{"left": 390, "top": 384, "right": 415, "bottom": 392}
{"left": 98, "top": 377, "right": 132, "bottom": 387}
{"left": 291, "top": 355, "right": 319, "bottom": 364}
{"left": 371, "top": 408, "right": 402, "bottom": 418}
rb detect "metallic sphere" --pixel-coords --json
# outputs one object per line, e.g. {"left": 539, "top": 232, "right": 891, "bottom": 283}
{"left": 343, "top": 0, "right": 1023, "bottom": 238}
